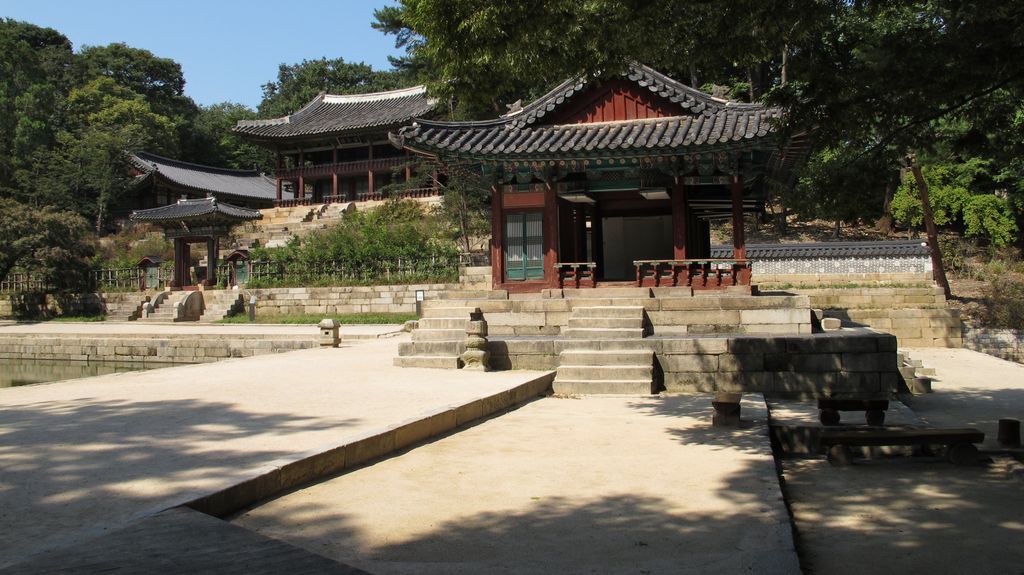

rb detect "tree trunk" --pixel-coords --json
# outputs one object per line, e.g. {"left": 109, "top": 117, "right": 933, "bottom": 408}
{"left": 781, "top": 44, "right": 789, "bottom": 86}
{"left": 908, "top": 156, "right": 952, "bottom": 299}
{"left": 832, "top": 219, "right": 841, "bottom": 239}
{"left": 876, "top": 179, "right": 895, "bottom": 235}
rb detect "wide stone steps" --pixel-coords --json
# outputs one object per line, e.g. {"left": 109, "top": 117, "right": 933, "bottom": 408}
{"left": 559, "top": 349, "right": 654, "bottom": 365}
{"left": 569, "top": 305, "right": 646, "bottom": 318}
{"left": 562, "top": 287, "right": 652, "bottom": 298}
{"left": 420, "top": 306, "right": 477, "bottom": 318}
{"left": 562, "top": 327, "right": 645, "bottom": 339}
{"left": 396, "top": 307, "right": 476, "bottom": 369}
{"left": 556, "top": 364, "right": 653, "bottom": 381}
{"left": 418, "top": 317, "right": 470, "bottom": 330}
{"left": 552, "top": 379, "right": 656, "bottom": 395}
{"left": 411, "top": 328, "right": 467, "bottom": 342}
{"left": 398, "top": 341, "right": 462, "bottom": 356}
{"left": 567, "top": 317, "right": 643, "bottom": 329}
{"left": 393, "top": 355, "right": 461, "bottom": 369}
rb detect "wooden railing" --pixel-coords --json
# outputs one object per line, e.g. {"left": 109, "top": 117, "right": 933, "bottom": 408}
{"left": 275, "top": 156, "right": 406, "bottom": 179}
{"left": 275, "top": 187, "right": 439, "bottom": 207}
{"left": 554, "top": 262, "right": 597, "bottom": 289}
{"left": 0, "top": 272, "right": 49, "bottom": 293}
{"left": 634, "top": 259, "right": 752, "bottom": 289}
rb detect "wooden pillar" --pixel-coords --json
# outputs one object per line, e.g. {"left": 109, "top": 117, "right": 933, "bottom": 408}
{"left": 731, "top": 176, "right": 746, "bottom": 260}
{"left": 204, "top": 237, "right": 219, "bottom": 286}
{"left": 367, "top": 142, "right": 375, "bottom": 197}
{"left": 331, "top": 146, "right": 339, "bottom": 200}
{"left": 170, "top": 239, "right": 183, "bottom": 288}
{"left": 671, "top": 181, "right": 688, "bottom": 260}
{"left": 490, "top": 185, "right": 503, "bottom": 288}
{"left": 592, "top": 206, "right": 604, "bottom": 280}
{"left": 298, "top": 149, "right": 305, "bottom": 200}
{"left": 543, "top": 184, "right": 559, "bottom": 288}
{"left": 275, "top": 152, "right": 283, "bottom": 202}
{"left": 404, "top": 150, "right": 412, "bottom": 183}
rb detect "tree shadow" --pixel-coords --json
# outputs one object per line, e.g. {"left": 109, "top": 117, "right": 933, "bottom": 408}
{"left": 0, "top": 396, "right": 360, "bottom": 568}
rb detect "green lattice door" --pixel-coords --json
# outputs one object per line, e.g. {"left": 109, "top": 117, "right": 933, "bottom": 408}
{"left": 505, "top": 212, "right": 544, "bottom": 280}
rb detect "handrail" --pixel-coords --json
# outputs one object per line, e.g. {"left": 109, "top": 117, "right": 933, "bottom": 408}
{"left": 275, "top": 156, "right": 406, "bottom": 179}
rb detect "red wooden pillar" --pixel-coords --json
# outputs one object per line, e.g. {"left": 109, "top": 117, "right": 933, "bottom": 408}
{"left": 404, "top": 150, "right": 413, "bottom": 183}
{"left": 490, "top": 185, "right": 503, "bottom": 288}
{"left": 275, "top": 152, "right": 283, "bottom": 202}
{"left": 730, "top": 176, "right": 746, "bottom": 260}
{"left": 671, "top": 181, "right": 688, "bottom": 260}
{"left": 203, "top": 237, "right": 219, "bottom": 286}
{"left": 367, "top": 143, "right": 375, "bottom": 198}
{"left": 297, "top": 149, "right": 305, "bottom": 200}
{"left": 170, "top": 239, "right": 183, "bottom": 288}
{"left": 543, "top": 183, "right": 560, "bottom": 288}
{"left": 331, "top": 147, "right": 339, "bottom": 200}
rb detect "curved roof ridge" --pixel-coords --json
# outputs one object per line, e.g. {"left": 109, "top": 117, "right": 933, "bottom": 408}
{"left": 131, "top": 151, "right": 262, "bottom": 177}
{"left": 322, "top": 85, "right": 427, "bottom": 103}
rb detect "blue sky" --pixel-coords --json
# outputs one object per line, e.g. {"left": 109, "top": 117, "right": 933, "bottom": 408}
{"left": 0, "top": 0, "right": 405, "bottom": 109}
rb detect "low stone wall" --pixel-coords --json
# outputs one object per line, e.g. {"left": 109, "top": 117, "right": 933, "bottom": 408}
{"left": 0, "top": 334, "right": 317, "bottom": 364}
{"left": 489, "top": 329, "right": 897, "bottom": 399}
{"left": 427, "top": 292, "right": 813, "bottom": 337}
{"left": 249, "top": 283, "right": 458, "bottom": 316}
{"left": 0, "top": 293, "right": 105, "bottom": 318}
{"left": 962, "top": 325, "right": 1024, "bottom": 364}
{"left": 786, "top": 286, "right": 961, "bottom": 348}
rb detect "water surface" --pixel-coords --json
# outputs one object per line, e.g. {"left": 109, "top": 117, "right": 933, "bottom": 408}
{"left": 0, "top": 358, "right": 160, "bottom": 388}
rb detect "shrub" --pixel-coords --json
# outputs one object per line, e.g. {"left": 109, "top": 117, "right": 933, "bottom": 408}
{"left": 982, "top": 273, "right": 1024, "bottom": 330}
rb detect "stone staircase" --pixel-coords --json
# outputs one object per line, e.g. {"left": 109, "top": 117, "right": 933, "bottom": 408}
{"left": 898, "top": 351, "right": 936, "bottom": 394}
{"left": 197, "top": 290, "right": 246, "bottom": 323}
{"left": 231, "top": 202, "right": 355, "bottom": 250}
{"left": 394, "top": 304, "right": 474, "bottom": 369}
{"left": 137, "top": 291, "right": 188, "bottom": 322}
{"left": 553, "top": 305, "right": 656, "bottom": 394}
{"left": 101, "top": 293, "right": 153, "bottom": 321}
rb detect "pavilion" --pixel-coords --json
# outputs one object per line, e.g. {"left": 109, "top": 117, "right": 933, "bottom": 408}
{"left": 127, "top": 151, "right": 282, "bottom": 210}
{"left": 130, "top": 197, "right": 262, "bottom": 289}
{"left": 392, "top": 64, "right": 807, "bottom": 292}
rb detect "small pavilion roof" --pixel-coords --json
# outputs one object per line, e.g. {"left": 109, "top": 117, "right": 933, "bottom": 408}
{"left": 233, "top": 86, "right": 436, "bottom": 142}
{"left": 129, "top": 152, "right": 279, "bottom": 202}
{"left": 130, "top": 197, "right": 262, "bottom": 225}
{"left": 391, "top": 64, "right": 786, "bottom": 162}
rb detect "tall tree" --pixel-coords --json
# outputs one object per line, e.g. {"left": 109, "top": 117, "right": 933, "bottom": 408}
{"left": 258, "top": 57, "right": 408, "bottom": 118}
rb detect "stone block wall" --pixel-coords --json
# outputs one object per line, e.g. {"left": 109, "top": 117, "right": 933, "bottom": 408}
{"left": 0, "top": 334, "right": 317, "bottom": 364}
{"left": 0, "top": 293, "right": 105, "bottom": 318}
{"left": 249, "top": 283, "right": 457, "bottom": 316}
{"left": 962, "top": 325, "right": 1024, "bottom": 364}
{"left": 788, "top": 286, "right": 961, "bottom": 348}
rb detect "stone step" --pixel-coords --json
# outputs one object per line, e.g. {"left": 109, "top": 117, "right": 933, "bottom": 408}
{"left": 563, "top": 287, "right": 652, "bottom": 299}
{"left": 556, "top": 365, "right": 653, "bottom": 381}
{"left": 398, "top": 341, "right": 463, "bottom": 356}
{"left": 899, "top": 367, "right": 918, "bottom": 379}
{"left": 418, "top": 317, "right": 470, "bottom": 330}
{"left": 552, "top": 379, "right": 656, "bottom": 395}
{"left": 420, "top": 306, "right": 476, "bottom": 318}
{"left": 559, "top": 350, "right": 653, "bottom": 365}
{"left": 562, "top": 327, "right": 645, "bottom": 339}
{"left": 411, "top": 328, "right": 467, "bottom": 342}
{"left": 567, "top": 317, "right": 643, "bottom": 329}
{"left": 916, "top": 367, "right": 937, "bottom": 377}
{"left": 558, "top": 339, "right": 654, "bottom": 351}
{"left": 570, "top": 306, "right": 645, "bottom": 318}
{"left": 393, "top": 355, "right": 462, "bottom": 369}
{"left": 438, "top": 290, "right": 509, "bottom": 300}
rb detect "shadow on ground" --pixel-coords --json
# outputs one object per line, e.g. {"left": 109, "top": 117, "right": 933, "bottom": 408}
{"left": 0, "top": 396, "right": 360, "bottom": 568}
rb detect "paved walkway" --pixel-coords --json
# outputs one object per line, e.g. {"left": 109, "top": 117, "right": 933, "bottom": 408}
{"left": 235, "top": 395, "right": 801, "bottom": 575}
{"left": 0, "top": 321, "right": 402, "bottom": 338}
{"left": 0, "top": 335, "right": 549, "bottom": 569}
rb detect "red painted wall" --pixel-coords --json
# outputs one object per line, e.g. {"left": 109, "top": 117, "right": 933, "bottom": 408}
{"left": 552, "top": 79, "right": 684, "bottom": 124}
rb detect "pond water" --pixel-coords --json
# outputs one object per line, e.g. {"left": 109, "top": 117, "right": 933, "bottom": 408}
{"left": 0, "top": 358, "right": 161, "bottom": 388}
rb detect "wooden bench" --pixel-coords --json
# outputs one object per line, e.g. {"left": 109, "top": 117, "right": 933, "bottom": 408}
{"left": 818, "top": 399, "right": 889, "bottom": 426}
{"left": 554, "top": 262, "right": 596, "bottom": 288}
{"left": 821, "top": 427, "right": 985, "bottom": 466}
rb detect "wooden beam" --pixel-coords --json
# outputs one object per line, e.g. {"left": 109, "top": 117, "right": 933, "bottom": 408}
{"left": 671, "top": 180, "right": 688, "bottom": 260}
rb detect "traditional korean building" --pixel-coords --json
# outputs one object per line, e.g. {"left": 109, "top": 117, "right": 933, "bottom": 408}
{"left": 233, "top": 86, "right": 438, "bottom": 206}
{"left": 392, "top": 64, "right": 807, "bottom": 292}
{"left": 127, "top": 151, "right": 281, "bottom": 211}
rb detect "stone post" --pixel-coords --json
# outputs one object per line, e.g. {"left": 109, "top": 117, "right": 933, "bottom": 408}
{"left": 461, "top": 308, "right": 490, "bottom": 371}
{"left": 319, "top": 318, "right": 341, "bottom": 348}
{"left": 712, "top": 392, "right": 742, "bottom": 427}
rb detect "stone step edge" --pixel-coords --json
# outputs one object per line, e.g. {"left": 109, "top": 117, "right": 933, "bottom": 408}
{"left": 180, "top": 372, "right": 555, "bottom": 519}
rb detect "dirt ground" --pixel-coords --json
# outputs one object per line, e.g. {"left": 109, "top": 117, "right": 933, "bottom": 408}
{"left": 781, "top": 457, "right": 1024, "bottom": 575}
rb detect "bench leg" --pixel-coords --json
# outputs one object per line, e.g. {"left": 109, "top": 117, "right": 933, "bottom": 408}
{"left": 865, "top": 409, "right": 886, "bottom": 426}
{"left": 819, "top": 408, "right": 841, "bottom": 426}
{"left": 947, "top": 442, "right": 979, "bottom": 466}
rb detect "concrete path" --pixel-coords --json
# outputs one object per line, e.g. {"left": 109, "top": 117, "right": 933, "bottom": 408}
{"left": 0, "top": 335, "right": 549, "bottom": 569}
{"left": 0, "top": 321, "right": 402, "bottom": 338}
{"left": 902, "top": 347, "right": 1024, "bottom": 449}
{"left": 234, "top": 395, "right": 801, "bottom": 575}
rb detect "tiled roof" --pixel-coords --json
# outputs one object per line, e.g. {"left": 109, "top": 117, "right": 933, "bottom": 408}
{"left": 709, "top": 241, "right": 931, "bottom": 259}
{"left": 130, "top": 152, "right": 279, "bottom": 201}
{"left": 233, "top": 86, "right": 436, "bottom": 140}
{"left": 392, "top": 64, "right": 782, "bottom": 161}
{"left": 130, "top": 197, "right": 262, "bottom": 223}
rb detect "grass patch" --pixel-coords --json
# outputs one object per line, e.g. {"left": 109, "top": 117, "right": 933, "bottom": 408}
{"left": 217, "top": 312, "right": 418, "bottom": 325}
{"left": 48, "top": 314, "right": 107, "bottom": 322}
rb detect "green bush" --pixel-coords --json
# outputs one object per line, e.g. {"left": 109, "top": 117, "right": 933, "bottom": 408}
{"left": 982, "top": 273, "right": 1024, "bottom": 330}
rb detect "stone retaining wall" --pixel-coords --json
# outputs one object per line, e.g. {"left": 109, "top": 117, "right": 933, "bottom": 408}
{"left": 787, "top": 286, "right": 961, "bottom": 348}
{"left": 0, "top": 293, "right": 105, "bottom": 318}
{"left": 249, "top": 283, "right": 458, "bottom": 316}
{"left": 489, "top": 329, "right": 897, "bottom": 399}
{"left": 962, "top": 325, "right": 1024, "bottom": 364}
{"left": 0, "top": 334, "right": 317, "bottom": 364}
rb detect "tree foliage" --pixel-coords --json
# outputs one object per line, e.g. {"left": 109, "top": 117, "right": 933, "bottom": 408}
{"left": 0, "top": 198, "right": 95, "bottom": 291}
